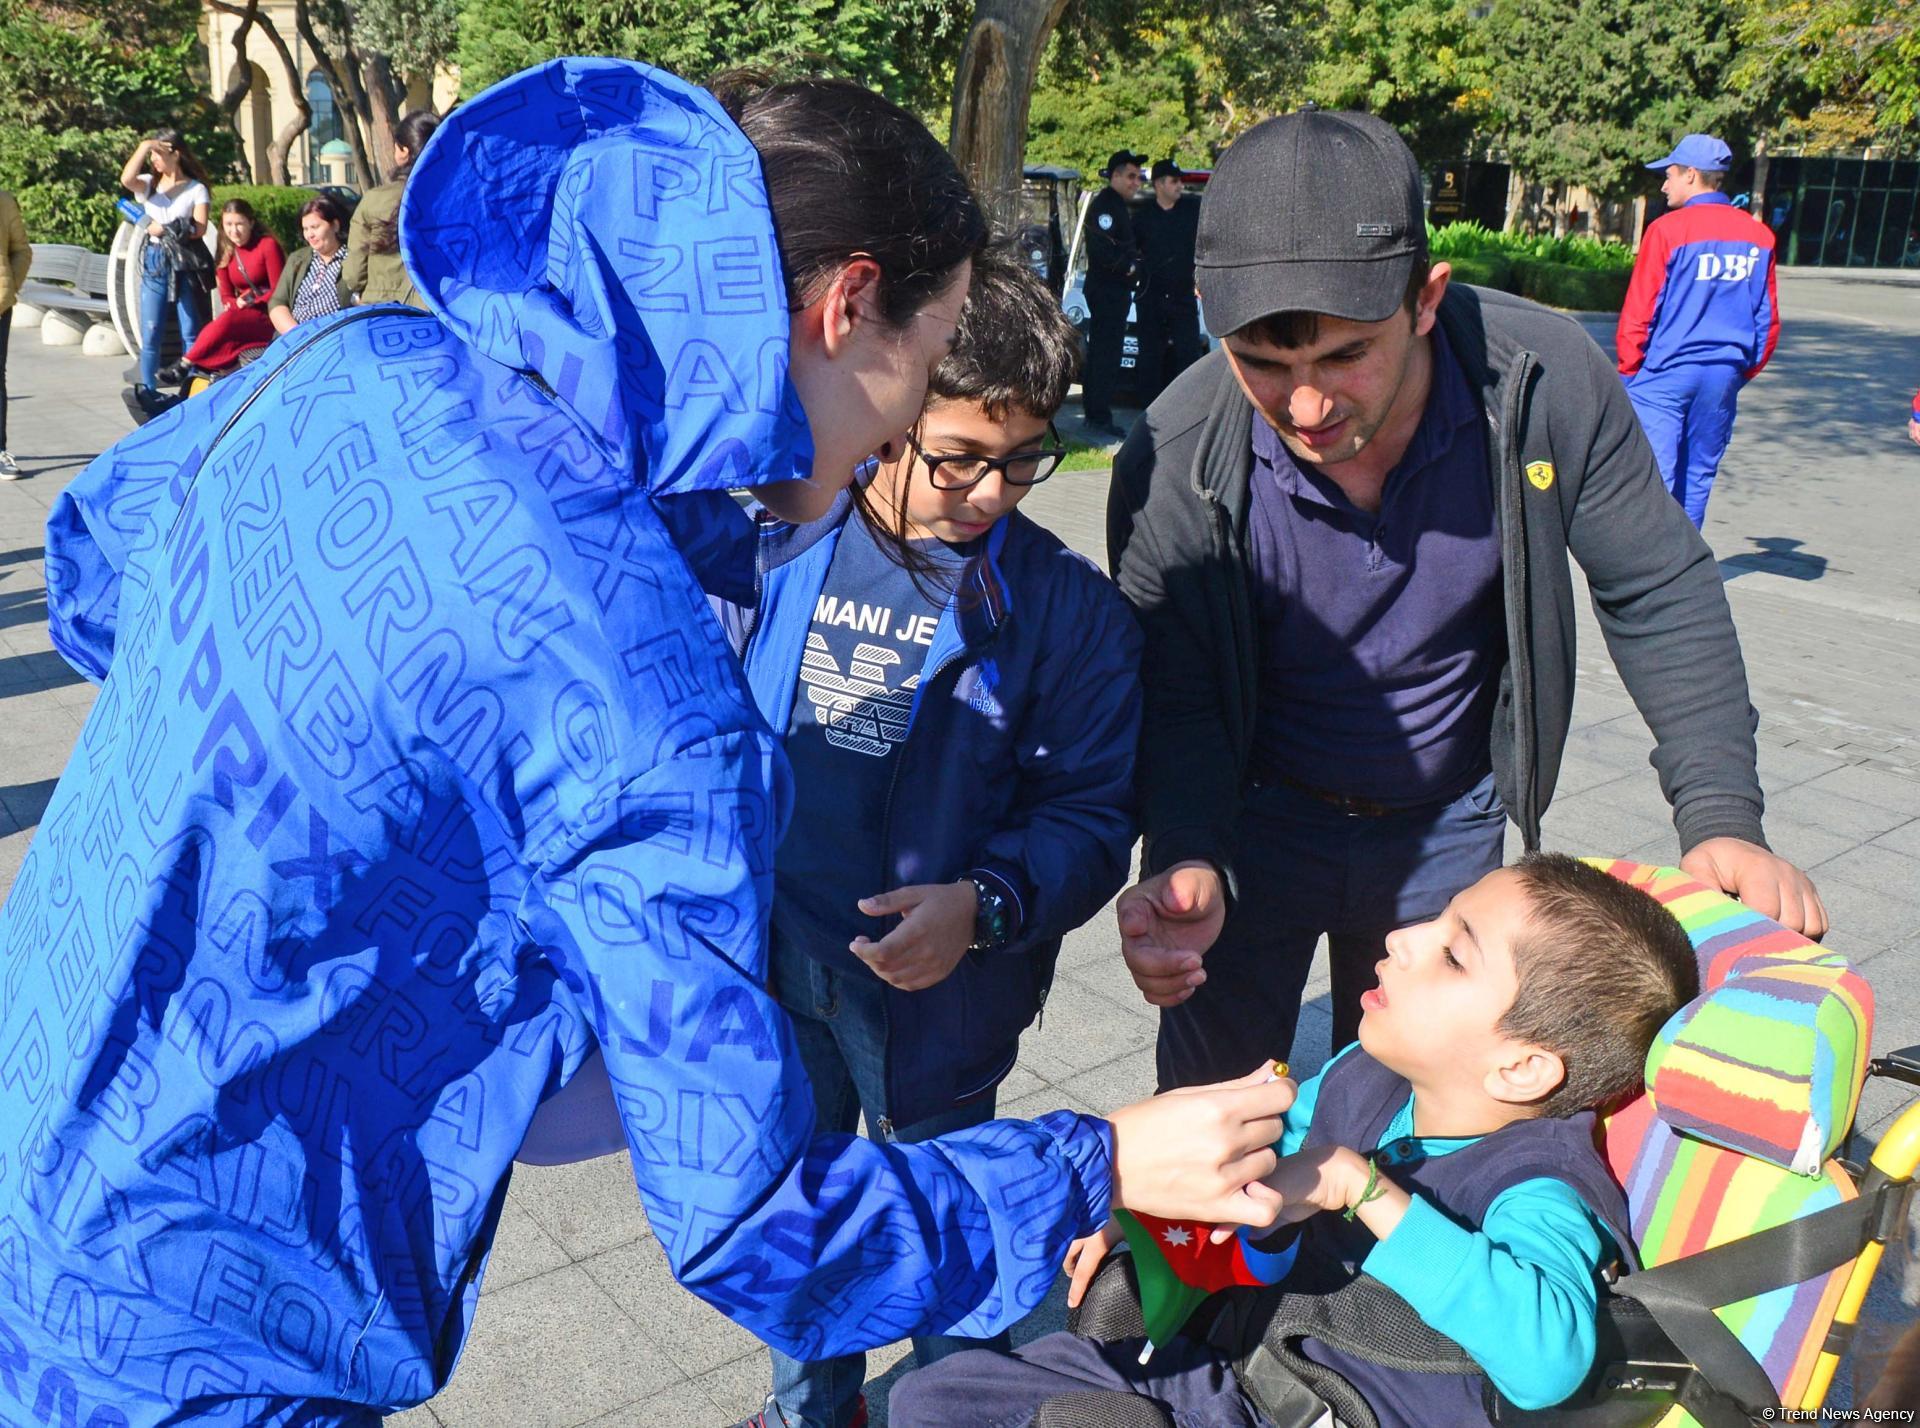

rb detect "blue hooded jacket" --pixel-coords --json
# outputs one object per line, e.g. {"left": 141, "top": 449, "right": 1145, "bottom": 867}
{"left": 0, "top": 59, "right": 1113, "bottom": 1426}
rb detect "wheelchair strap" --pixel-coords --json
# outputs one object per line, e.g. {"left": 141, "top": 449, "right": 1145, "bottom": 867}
{"left": 1610, "top": 1185, "right": 1887, "bottom": 1417}
{"left": 1214, "top": 1275, "right": 1481, "bottom": 1428}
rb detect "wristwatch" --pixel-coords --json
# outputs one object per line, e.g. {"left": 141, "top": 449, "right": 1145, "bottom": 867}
{"left": 968, "top": 875, "right": 1014, "bottom": 953}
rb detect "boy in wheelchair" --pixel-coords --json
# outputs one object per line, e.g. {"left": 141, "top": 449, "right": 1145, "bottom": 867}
{"left": 889, "top": 853, "right": 1700, "bottom": 1428}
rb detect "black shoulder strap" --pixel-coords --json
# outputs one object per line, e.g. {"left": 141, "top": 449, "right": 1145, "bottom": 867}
{"left": 1611, "top": 1187, "right": 1887, "bottom": 1416}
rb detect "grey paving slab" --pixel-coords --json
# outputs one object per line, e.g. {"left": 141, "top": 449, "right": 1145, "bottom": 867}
{"left": 420, "top": 1265, "right": 683, "bottom": 1428}
{"left": 575, "top": 1235, "right": 768, "bottom": 1380}
{"left": 511, "top": 1153, "right": 656, "bottom": 1264}
{"left": 2, "top": 278, "right": 1919, "bottom": 1425}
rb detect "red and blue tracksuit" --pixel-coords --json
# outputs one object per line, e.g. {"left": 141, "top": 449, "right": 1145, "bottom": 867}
{"left": 1616, "top": 192, "right": 1780, "bottom": 526}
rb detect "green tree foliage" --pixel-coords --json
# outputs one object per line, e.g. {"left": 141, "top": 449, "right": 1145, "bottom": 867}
{"left": 452, "top": 0, "right": 969, "bottom": 113}
{"left": 1736, "top": 0, "right": 1920, "bottom": 134}
{"left": 1295, "top": 0, "right": 1493, "bottom": 161}
{"left": 352, "top": 0, "right": 463, "bottom": 81}
{"left": 1485, "top": 0, "right": 1760, "bottom": 203}
{"left": 0, "top": 0, "right": 236, "bottom": 247}
{"left": 1025, "top": 23, "right": 1218, "bottom": 174}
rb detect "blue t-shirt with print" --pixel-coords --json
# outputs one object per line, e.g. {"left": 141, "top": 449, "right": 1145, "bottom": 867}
{"left": 776, "top": 515, "right": 969, "bottom": 954}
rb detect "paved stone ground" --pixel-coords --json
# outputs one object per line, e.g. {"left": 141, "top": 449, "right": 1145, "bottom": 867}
{"left": 0, "top": 271, "right": 1916, "bottom": 1426}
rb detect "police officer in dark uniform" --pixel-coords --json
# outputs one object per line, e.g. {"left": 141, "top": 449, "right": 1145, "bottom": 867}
{"left": 1081, "top": 148, "right": 1145, "bottom": 435}
{"left": 1133, "top": 157, "right": 1205, "bottom": 405}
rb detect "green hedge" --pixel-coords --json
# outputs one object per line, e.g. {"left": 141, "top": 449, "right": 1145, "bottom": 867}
{"left": 1511, "top": 259, "right": 1631, "bottom": 312}
{"left": 16, "top": 180, "right": 119, "bottom": 252}
{"left": 1440, "top": 251, "right": 1513, "bottom": 293}
{"left": 210, "top": 185, "right": 314, "bottom": 255}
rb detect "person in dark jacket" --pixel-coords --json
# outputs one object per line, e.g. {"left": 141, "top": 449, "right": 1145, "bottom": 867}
{"left": 1081, "top": 148, "right": 1145, "bottom": 435}
{"left": 1105, "top": 110, "right": 1825, "bottom": 1091}
{"left": 344, "top": 108, "right": 440, "bottom": 308}
{"left": 723, "top": 246, "right": 1141, "bottom": 1428}
{"left": 1133, "top": 158, "right": 1204, "bottom": 405}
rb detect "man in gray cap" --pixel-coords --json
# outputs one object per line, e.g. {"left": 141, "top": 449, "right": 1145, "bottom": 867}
{"left": 1105, "top": 110, "right": 1824, "bottom": 1088}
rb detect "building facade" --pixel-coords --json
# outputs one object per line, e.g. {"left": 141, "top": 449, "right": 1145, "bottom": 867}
{"left": 199, "top": 0, "right": 458, "bottom": 190}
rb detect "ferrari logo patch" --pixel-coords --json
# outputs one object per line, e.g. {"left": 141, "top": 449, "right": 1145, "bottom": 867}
{"left": 1525, "top": 460, "right": 1555, "bottom": 491}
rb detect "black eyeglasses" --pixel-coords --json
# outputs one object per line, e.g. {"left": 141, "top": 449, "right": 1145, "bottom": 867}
{"left": 906, "top": 424, "right": 1068, "bottom": 491}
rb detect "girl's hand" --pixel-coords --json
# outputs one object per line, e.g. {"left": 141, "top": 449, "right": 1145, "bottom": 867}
{"left": 1109, "top": 1066, "right": 1293, "bottom": 1228}
{"left": 850, "top": 881, "right": 975, "bottom": 991}
{"left": 1064, "top": 1218, "right": 1124, "bottom": 1308}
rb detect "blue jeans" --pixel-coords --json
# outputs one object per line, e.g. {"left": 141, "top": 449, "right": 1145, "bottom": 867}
{"left": 1626, "top": 365, "right": 1744, "bottom": 528}
{"left": 765, "top": 933, "right": 1012, "bottom": 1428}
{"left": 138, "top": 243, "right": 209, "bottom": 388}
{"left": 1156, "top": 771, "right": 1508, "bottom": 1090}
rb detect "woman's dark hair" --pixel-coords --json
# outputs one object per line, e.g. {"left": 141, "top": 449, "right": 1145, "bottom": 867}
{"left": 213, "top": 198, "right": 258, "bottom": 268}
{"left": 709, "top": 70, "right": 988, "bottom": 328}
{"left": 364, "top": 109, "right": 441, "bottom": 256}
{"left": 298, "top": 195, "right": 348, "bottom": 244}
{"left": 149, "top": 127, "right": 213, "bottom": 190}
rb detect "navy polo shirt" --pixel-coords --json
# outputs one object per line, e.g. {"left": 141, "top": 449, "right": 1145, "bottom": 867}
{"left": 1246, "top": 326, "right": 1504, "bottom": 803}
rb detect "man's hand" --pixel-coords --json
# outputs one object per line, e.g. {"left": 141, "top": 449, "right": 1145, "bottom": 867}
{"left": 851, "top": 881, "right": 975, "bottom": 991}
{"left": 1680, "top": 837, "right": 1828, "bottom": 938}
{"left": 1108, "top": 1066, "right": 1293, "bottom": 1229}
{"left": 1064, "top": 1219, "right": 1124, "bottom": 1308}
{"left": 1115, "top": 861, "right": 1226, "bottom": 1006}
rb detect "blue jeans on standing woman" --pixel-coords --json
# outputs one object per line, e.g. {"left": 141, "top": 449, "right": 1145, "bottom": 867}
{"left": 138, "top": 242, "right": 208, "bottom": 389}
{"left": 764, "top": 928, "right": 1012, "bottom": 1428}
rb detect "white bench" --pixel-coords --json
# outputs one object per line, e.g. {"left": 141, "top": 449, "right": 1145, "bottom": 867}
{"left": 20, "top": 244, "right": 114, "bottom": 319}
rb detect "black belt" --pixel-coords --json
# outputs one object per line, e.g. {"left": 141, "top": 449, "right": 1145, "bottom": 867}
{"left": 1264, "top": 770, "right": 1483, "bottom": 819}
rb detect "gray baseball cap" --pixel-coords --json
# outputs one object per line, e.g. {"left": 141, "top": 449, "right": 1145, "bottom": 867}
{"left": 1196, "top": 110, "right": 1427, "bottom": 336}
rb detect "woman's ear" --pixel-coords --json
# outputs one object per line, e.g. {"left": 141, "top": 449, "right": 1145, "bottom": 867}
{"left": 817, "top": 256, "right": 884, "bottom": 358}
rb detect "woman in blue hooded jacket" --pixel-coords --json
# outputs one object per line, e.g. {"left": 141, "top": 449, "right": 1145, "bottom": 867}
{"left": 0, "top": 59, "right": 1290, "bottom": 1426}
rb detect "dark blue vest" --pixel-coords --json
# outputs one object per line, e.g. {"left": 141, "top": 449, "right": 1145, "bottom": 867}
{"left": 1293, "top": 1050, "right": 1637, "bottom": 1428}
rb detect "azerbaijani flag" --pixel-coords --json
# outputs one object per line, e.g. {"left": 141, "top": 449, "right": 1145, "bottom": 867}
{"left": 1114, "top": 1210, "right": 1297, "bottom": 1353}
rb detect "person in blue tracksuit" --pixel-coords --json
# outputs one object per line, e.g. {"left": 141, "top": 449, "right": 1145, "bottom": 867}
{"left": 1617, "top": 134, "right": 1781, "bottom": 527}
{"left": 0, "top": 60, "right": 1291, "bottom": 1427}
{"left": 721, "top": 248, "right": 1142, "bottom": 1428}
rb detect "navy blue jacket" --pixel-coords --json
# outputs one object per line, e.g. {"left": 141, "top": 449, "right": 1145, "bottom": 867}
{"left": 720, "top": 496, "right": 1143, "bottom": 1127}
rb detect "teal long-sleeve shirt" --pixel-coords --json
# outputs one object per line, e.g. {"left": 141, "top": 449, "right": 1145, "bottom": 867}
{"left": 1261, "top": 1049, "right": 1611, "bottom": 1410}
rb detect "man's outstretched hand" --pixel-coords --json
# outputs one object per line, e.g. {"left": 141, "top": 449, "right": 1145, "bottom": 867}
{"left": 1680, "top": 836, "right": 1829, "bottom": 939}
{"left": 1115, "top": 860, "right": 1228, "bottom": 1007}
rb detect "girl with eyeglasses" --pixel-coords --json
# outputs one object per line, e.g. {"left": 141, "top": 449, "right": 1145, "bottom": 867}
{"left": 718, "top": 245, "right": 1143, "bottom": 1428}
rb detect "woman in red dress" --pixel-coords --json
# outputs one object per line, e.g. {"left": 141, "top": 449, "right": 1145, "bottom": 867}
{"left": 182, "top": 198, "right": 285, "bottom": 373}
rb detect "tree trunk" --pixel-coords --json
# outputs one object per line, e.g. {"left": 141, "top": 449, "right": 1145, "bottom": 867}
{"left": 948, "top": 0, "right": 1073, "bottom": 235}
{"left": 217, "top": 0, "right": 260, "bottom": 120}
{"left": 215, "top": 0, "right": 260, "bottom": 177}
{"left": 294, "top": 0, "right": 377, "bottom": 186}
{"left": 360, "top": 52, "right": 408, "bottom": 180}
{"left": 211, "top": 0, "right": 309, "bottom": 186}
{"left": 1751, "top": 131, "right": 1771, "bottom": 216}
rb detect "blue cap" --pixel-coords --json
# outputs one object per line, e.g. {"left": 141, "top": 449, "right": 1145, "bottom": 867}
{"left": 1646, "top": 134, "right": 1732, "bottom": 173}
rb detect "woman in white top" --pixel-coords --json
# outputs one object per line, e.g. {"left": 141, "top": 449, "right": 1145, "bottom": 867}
{"left": 118, "top": 128, "right": 212, "bottom": 397}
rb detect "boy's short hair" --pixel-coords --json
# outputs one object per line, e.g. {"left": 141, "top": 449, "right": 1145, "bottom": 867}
{"left": 929, "top": 242, "right": 1082, "bottom": 422}
{"left": 1502, "top": 853, "right": 1700, "bottom": 1118}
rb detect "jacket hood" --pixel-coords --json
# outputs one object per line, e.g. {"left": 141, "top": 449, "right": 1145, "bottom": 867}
{"left": 402, "top": 57, "right": 813, "bottom": 496}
